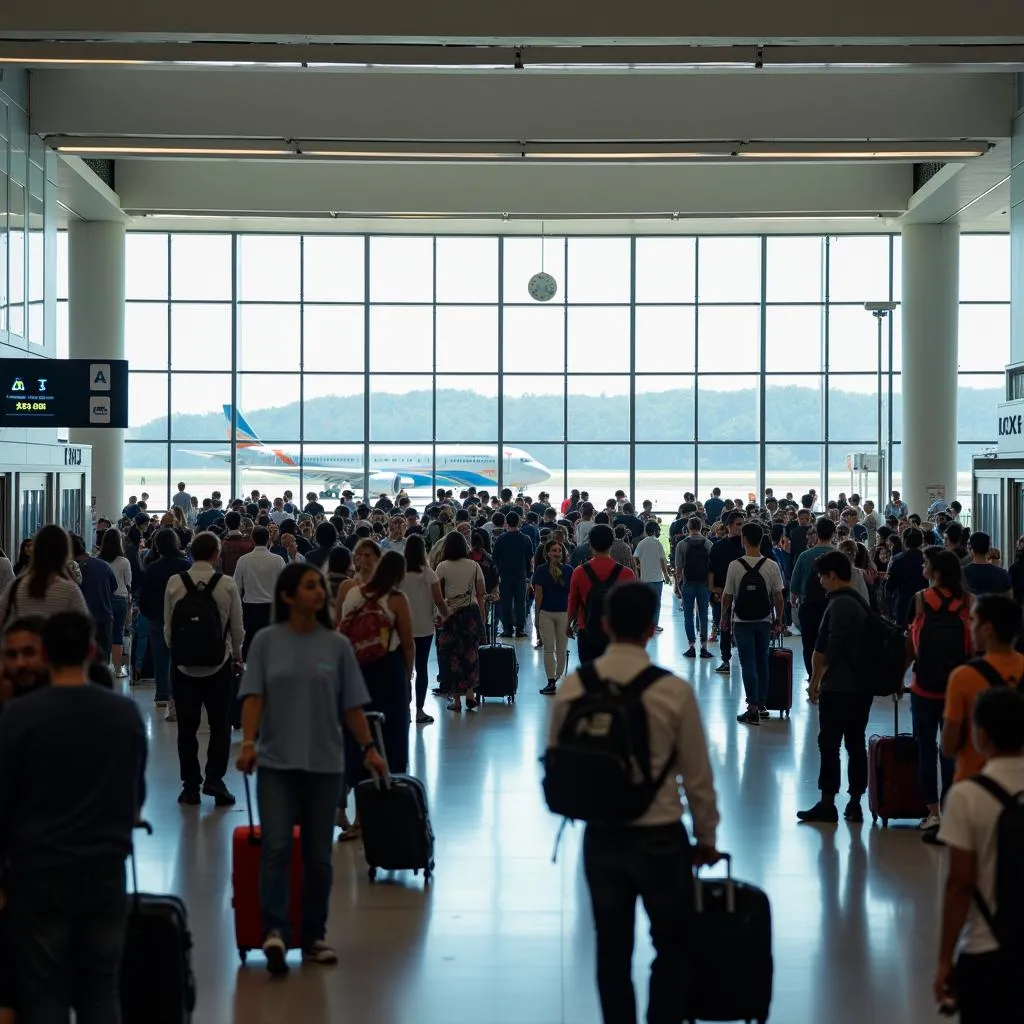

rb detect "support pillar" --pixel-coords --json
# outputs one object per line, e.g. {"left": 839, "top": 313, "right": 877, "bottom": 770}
{"left": 68, "top": 220, "right": 126, "bottom": 524}
{"left": 900, "top": 223, "right": 959, "bottom": 515}
{"left": 1012, "top": 75, "right": 1024, "bottom": 364}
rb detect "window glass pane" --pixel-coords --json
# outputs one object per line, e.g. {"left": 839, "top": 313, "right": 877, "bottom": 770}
{"left": 301, "top": 449, "right": 365, "bottom": 500}
{"left": 125, "top": 443, "right": 168, "bottom": 510}
{"left": 128, "top": 373, "right": 168, "bottom": 437}
{"left": 56, "top": 300, "right": 68, "bottom": 360}
{"left": 828, "top": 235, "right": 889, "bottom": 303}
{"left": 891, "top": 235, "right": 901, "bottom": 301}
{"left": 828, "top": 375, "right": 879, "bottom": 442}
{"left": 635, "top": 377, "right": 694, "bottom": 442}
{"left": 170, "top": 304, "right": 232, "bottom": 370}
{"left": 171, "top": 235, "right": 231, "bottom": 300}
{"left": 125, "top": 233, "right": 168, "bottom": 300}
{"left": 766, "top": 237, "right": 823, "bottom": 302}
{"left": 303, "top": 236, "right": 365, "bottom": 302}
{"left": 960, "top": 235, "right": 1009, "bottom": 302}
{"left": 435, "top": 238, "right": 498, "bottom": 303}
{"left": 303, "top": 305, "right": 365, "bottom": 372}
{"left": 567, "top": 238, "right": 630, "bottom": 304}
{"left": 503, "top": 307, "right": 564, "bottom": 372}
{"left": 567, "top": 444, "right": 630, "bottom": 502}
{"left": 827, "top": 446, "right": 873, "bottom": 501}
{"left": 766, "top": 306, "right": 823, "bottom": 372}
{"left": 436, "top": 375, "right": 498, "bottom": 442}
{"left": 236, "top": 447, "right": 301, "bottom": 505}
{"left": 125, "top": 303, "right": 168, "bottom": 371}
{"left": 765, "top": 376, "right": 822, "bottom": 442}
{"left": 369, "top": 237, "right": 433, "bottom": 302}
{"left": 891, "top": 306, "right": 902, "bottom": 373}
{"left": 635, "top": 306, "right": 695, "bottom": 373}
{"left": 567, "top": 376, "right": 629, "bottom": 441}
{"left": 891, "top": 374, "right": 902, "bottom": 443}
{"left": 436, "top": 307, "right": 498, "bottom": 373}
{"left": 369, "top": 306, "right": 432, "bottom": 372}
{"left": 958, "top": 304, "right": 1009, "bottom": 371}
{"left": 697, "top": 375, "right": 758, "bottom": 441}
{"left": 635, "top": 238, "right": 695, "bottom": 303}
{"left": 236, "top": 374, "right": 301, "bottom": 438}
{"left": 169, "top": 373, "right": 232, "bottom": 438}
{"left": 503, "top": 237, "right": 565, "bottom": 304}
{"left": 236, "top": 305, "right": 300, "bottom": 371}
{"left": 368, "top": 445, "right": 435, "bottom": 499}
{"left": 636, "top": 445, "right": 696, "bottom": 511}
{"left": 697, "top": 444, "right": 758, "bottom": 502}
{"left": 698, "top": 306, "right": 760, "bottom": 372}
{"left": 502, "top": 375, "right": 563, "bottom": 440}
{"left": 697, "top": 237, "right": 761, "bottom": 302}
{"left": 369, "top": 376, "right": 432, "bottom": 441}
{"left": 827, "top": 306, "right": 880, "bottom": 373}
{"left": 505, "top": 442, "right": 563, "bottom": 498}
{"left": 238, "top": 235, "right": 300, "bottom": 301}
{"left": 303, "top": 375, "right": 365, "bottom": 442}
{"left": 765, "top": 444, "right": 823, "bottom": 506}
{"left": 567, "top": 306, "right": 629, "bottom": 373}
{"left": 958, "top": 374, "right": 1003, "bottom": 441}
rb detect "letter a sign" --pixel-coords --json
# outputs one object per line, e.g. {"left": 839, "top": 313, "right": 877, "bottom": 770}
{"left": 90, "top": 363, "right": 111, "bottom": 391}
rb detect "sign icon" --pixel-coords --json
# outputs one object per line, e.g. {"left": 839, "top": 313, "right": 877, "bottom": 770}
{"left": 37, "top": 378, "right": 47, "bottom": 392}
{"left": 11, "top": 378, "right": 24, "bottom": 392}
{"left": 89, "top": 397, "right": 111, "bottom": 424}
{"left": 90, "top": 364, "right": 111, "bottom": 391}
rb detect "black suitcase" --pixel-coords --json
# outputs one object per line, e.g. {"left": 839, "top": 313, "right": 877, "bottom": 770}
{"left": 355, "top": 712, "right": 435, "bottom": 885}
{"left": 685, "top": 854, "right": 773, "bottom": 1024}
{"left": 121, "top": 824, "right": 197, "bottom": 1024}
{"left": 477, "top": 605, "right": 519, "bottom": 703}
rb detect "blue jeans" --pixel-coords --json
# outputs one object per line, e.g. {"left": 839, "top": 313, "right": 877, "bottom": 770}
{"left": 132, "top": 611, "right": 150, "bottom": 675}
{"left": 645, "top": 581, "right": 664, "bottom": 627}
{"left": 734, "top": 620, "right": 772, "bottom": 707}
{"left": 150, "top": 627, "right": 172, "bottom": 702}
{"left": 257, "top": 767, "right": 344, "bottom": 948}
{"left": 680, "top": 582, "right": 710, "bottom": 646}
{"left": 499, "top": 576, "right": 527, "bottom": 633}
{"left": 911, "top": 691, "right": 955, "bottom": 807}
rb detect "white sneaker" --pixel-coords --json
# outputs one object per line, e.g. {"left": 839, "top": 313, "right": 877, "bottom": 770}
{"left": 917, "top": 813, "right": 941, "bottom": 831}
{"left": 302, "top": 940, "right": 338, "bottom": 965}
{"left": 165, "top": 700, "right": 177, "bottom": 723}
{"left": 262, "top": 931, "right": 289, "bottom": 976}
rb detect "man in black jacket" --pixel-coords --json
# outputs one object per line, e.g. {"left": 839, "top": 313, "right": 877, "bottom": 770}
{"left": 885, "top": 527, "right": 926, "bottom": 626}
{"left": 492, "top": 512, "right": 535, "bottom": 638}
{"left": 709, "top": 511, "right": 745, "bottom": 674}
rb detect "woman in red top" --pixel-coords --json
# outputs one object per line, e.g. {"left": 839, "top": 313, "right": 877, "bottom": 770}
{"left": 907, "top": 547, "right": 972, "bottom": 839}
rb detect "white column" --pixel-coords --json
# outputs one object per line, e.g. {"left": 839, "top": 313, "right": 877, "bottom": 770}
{"left": 68, "top": 220, "right": 126, "bottom": 523}
{"left": 900, "top": 223, "right": 959, "bottom": 515}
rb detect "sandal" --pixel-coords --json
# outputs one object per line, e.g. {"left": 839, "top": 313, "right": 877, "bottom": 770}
{"left": 447, "top": 700, "right": 463, "bottom": 713}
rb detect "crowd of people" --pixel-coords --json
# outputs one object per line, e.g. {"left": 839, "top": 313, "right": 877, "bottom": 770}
{"left": 0, "top": 477, "right": 1019, "bottom": 1019}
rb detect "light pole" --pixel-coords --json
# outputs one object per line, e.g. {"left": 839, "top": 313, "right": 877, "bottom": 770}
{"left": 864, "top": 301, "right": 897, "bottom": 511}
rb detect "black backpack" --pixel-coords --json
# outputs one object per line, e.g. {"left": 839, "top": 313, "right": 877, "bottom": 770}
{"left": 682, "top": 537, "right": 711, "bottom": 583}
{"left": 170, "top": 573, "right": 226, "bottom": 669}
{"left": 832, "top": 589, "right": 907, "bottom": 697}
{"left": 913, "top": 593, "right": 968, "bottom": 695}
{"left": 803, "top": 557, "right": 829, "bottom": 608}
{"left": 581, "top": 562, "right": 624, "bottom": 657}
{"left": 732, "top": 557, "right": 772, "bottom": 620}
{"left": 543, "top": 663, "right": 673, "bottom": 823}
{"left": 968, "top": 775, "right": 1024, "bottom": 958}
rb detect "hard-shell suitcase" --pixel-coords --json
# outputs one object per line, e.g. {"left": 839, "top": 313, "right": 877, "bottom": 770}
{"left": 232, "top": 775, "right": 304, "bottom": 963}
{"left": 685, "top": 854, "right": 773, "bottom": 1024}
{"left": 766, "top": 635, "right": 793, "bottom": 719}
{"left": 476, "top": 642, "right": 519, "bottom": 703}
{"left": 356, "top": 711, "right": 435, "bottom": 885}
{"left": 868, "top": 695, "right": 928, "bottom": 827}
{"left": 121, "top": 823, "right": 197, "bottom": 1024}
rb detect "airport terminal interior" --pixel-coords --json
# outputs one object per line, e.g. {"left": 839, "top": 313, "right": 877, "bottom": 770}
{"left": 2, "top": 6, "right": 1024, "bottom": 1022}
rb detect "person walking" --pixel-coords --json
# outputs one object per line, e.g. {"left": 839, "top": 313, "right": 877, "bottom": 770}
{"left": 633, "top": 521, "right": 671, "bottom": 633}
{"left": 491, "top": 510, "right": 534, "bottom": 638}
{"left": 533, "top": 538, "right": 571, "bottom": 695}
{"left": 0, "top": 525, "right": 89, "bottom": 624}
{"left": 674, "top": 517, "right": 714, "bottom": 660}
{"left": 234, "top": 526, "right": 285, "bottom": 660}
{"left": 237, "top": 564, "right": 386, "bottom": 976}
{"left": 789, "top": 516, "right": 837, "bottom": 684}
{"left": 399, "top": 534, "right": 449, "bottom": 725}
{"left": 435, "top": 532, "right": 487, "bottom": 712}
{"left": 97, "top": 527, "right": 132, "bottom": 678}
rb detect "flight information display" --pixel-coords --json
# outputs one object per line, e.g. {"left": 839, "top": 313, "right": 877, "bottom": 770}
{"left": 0, "top": 359, "right": 128, "bottom": 428}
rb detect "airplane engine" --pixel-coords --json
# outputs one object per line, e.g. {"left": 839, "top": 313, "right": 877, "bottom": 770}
{"left": 368, "top": 472, "right": 403, "bottom": 496}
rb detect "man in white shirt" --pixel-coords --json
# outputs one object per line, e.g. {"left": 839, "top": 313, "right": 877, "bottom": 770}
{"left": 379, "top": 515, "right": 408, "bottom": 555}
{"left": 233, "top": 526, "right": 285, "bottom": 659}
{"left": 633, "top": 521, "right": 671, "bottom": 633}
{"left": 171, "top": 481, "right": 193, "bottom": 519}
{"left": 164, "top": 531, "right": 244, "bottom": 809}
{"left": 547, "top": 582, "right": 720, "bottom": 1024}
{"left": 269, "top": 498, "right": 290, "bottom": 526}
{"left": 721, "top": 522, "right": 784, "bottom": 727}
{"left": 935, "top": 686, "right": 1024, "bottom": 1023}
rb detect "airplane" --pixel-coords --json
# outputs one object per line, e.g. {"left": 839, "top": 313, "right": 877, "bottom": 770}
{"left": 181, "top": 406, "right": 552, "bottom": 496}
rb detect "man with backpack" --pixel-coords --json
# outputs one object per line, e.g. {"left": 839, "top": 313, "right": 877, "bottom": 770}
{"left": 164, "top": 531, "right": 244, "bottom": 808}
{"left": 708, "top": 510, "right": 745, "bottom": 672}
{"left": 721, "top": 523, "right": 785, "bottom": 727}
{"left": 544, "top": 583, "right": 720, "bottom": 1024}
{"left": 789, "top": 516, "right": 837, "bottom": 682}
{"left": 674, "top": 517, "right": 714, "bottom": 660}
{"left": 566, "top": 524, "right": 635, "bottom": 664}
{"left": 934, "top": 686, "right": 1024, "bottom": 1023}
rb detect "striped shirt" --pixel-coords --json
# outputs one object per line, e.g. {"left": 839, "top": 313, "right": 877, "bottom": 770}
{"left": 0, "top": 575, "right": 89, "bottom": 624}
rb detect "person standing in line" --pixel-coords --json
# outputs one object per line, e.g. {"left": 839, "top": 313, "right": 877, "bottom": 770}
{"left": 533, "top": 538, "right": 571, "bottom": 696}
{"left": 789, "top": 516, "right": 837, "bottom": 684}
{"left": 0, "top": 612, "right": 147, "bottom": 1020}
{"left": 164, "top": 531, "right": 244, "bottom": 808}
{"left": 97, "top": 528, "right": 132, "bottom": 678}
{"left": 71, "top": 533, "right": 117, "bottom": 667}
{"left": 862, "top": 500, "right": 881, "bottom": 550}
{"left": 399, "top": 534, "right": 449, "bottom": 726}
{"left": 721, "top": 522, "right": 785, "bottom": 727}
{"left": 219, "top": 510, "right": 255, "bottom": 577}
{"left": 884, "top": 490, "right": 909, "bottom": 520}
{"left": 234, "top": 526, "right": 285, "bottom": 661}
{"left": 633, "top": 521, "right": 671, "bottom": 634}
{"left": 491, "top": 511, "right": 534, "bottom": 639}
{"left": 961, "top": 531, "right": 1013, "bottom": 599}
{"left": 171, "top": 481, "right": 193, "bottom": 520}
{"left": 237, "top": 564, "right": 386, "bottom": 976}
{"left": 675, "top": 517, "right": 715, "bottom": 660}
{"left": 548, "top": 584, "right": 720, "bottom": 1024}
{"left": 708, "top": 510, "right": 745, "bottom": 673}
{"left": 435, "top": 532, "right": 487, "bottom": 712}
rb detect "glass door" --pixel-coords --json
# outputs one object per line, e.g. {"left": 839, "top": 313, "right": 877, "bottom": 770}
{"left": 59, "top": 472, "right": 85, "bottom": 540}
{"left": 17, "top": 473, "right": 51, "bottom": 546}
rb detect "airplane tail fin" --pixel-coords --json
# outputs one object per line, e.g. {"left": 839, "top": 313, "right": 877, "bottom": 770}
{"left": 222, "top": 405, "right": 261, "bottom": 447}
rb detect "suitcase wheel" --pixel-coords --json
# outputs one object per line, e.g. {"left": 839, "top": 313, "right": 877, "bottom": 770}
{"left": 881, "top": 818, "right": 889, "bottom": 828}
{"left": 506, "top": 695, "right": 515, "bottom": 705}
{"left": 424, "top": 866, "right": 433, "bottom": 885}
{"left": 238, "top": 948, "right": 248, "bottom": 965}
{"left": 368, "top": 867, "right": 378, "bottom": 883}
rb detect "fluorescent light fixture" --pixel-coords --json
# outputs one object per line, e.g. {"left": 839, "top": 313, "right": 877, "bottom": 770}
{"left": 0, "top": 56, "right": 149, "bottom": 66}
{"left": 738, "top": 142, "right": 990, "bottom": 160}
{"left": 54, "top": 144, "right": 293, "bottom": 157}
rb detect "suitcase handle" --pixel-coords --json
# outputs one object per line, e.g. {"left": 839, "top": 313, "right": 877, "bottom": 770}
{"left": 129, "top": 819, "right": 154, "bottom": 909}
{"left": 693, "top": 851, "right": 734, "bottom": 915}
{"left": 243, "top": 774, "right": 261, "bottom": 846}
{"left": 363, "top": 710, "right": 392, "bottom": 790}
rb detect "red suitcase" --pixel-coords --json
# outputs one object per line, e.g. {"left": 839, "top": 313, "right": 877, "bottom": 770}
{"left": 868, "top": 696, "right": 928, "bottom": 827}
{"left": 232, "top": 775, "right": 304, "bottom": 964}
{"left": 765, "top": 636, "right": 793, "bottom": 718}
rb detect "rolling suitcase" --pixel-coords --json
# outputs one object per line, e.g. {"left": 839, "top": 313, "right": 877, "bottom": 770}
{"left": 232, "top": 774, "right": 304, "bottom": 963}
{"left": 685, "top": 854, "right": 773, "bottom": 1024}
{"left": 121, "top": 823, "right": 197, "bottom": 1024}
{"left": 477, "top": 605, "right": 519, "bottom": 704}
{"left": 356, "top": 711, "right": 435, "bottom": 885}
{"left": 868, "top": 695, "right": 928, "bottom": 827}
{"left": 765, "top": 634, "right": 793, "bottom": 719}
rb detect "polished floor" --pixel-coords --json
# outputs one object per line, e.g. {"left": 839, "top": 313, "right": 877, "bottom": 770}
{"left": 130, "top": 598, "right": 947, "bottom": 1024}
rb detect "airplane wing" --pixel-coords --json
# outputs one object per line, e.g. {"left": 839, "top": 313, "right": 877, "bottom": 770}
{"left": 177, "top": 448, "right": 232, "bottom": 463}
